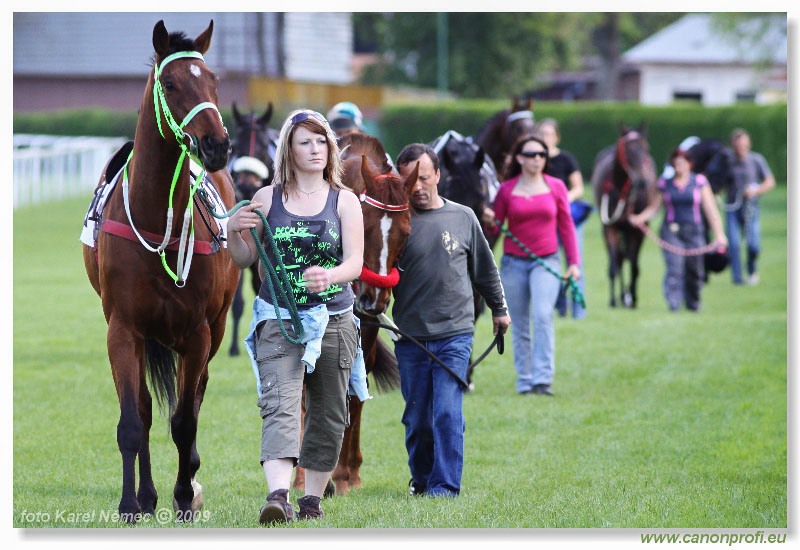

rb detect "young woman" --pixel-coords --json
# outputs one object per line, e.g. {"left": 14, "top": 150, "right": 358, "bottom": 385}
{"left": 485, "top": 135, "right": 580, "bottom": 396}
{"left": 629, "top": 148, "right": 727, "bottom": 311}
{"left": 227, "top": 109, "right": 364, "bottom": 524}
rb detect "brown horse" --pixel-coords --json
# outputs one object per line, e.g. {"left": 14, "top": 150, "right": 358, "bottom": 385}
{"left": 591, "top": 123, "right": 657, "bottom": 308}
{"left": 292, "top": 132, "right": 414, "bottom": 495}
{"left": 474, "top": 97, "right": 536, "bottom": 177}
{"left": 82, "top": 20, "right": 238, "bottom": 521}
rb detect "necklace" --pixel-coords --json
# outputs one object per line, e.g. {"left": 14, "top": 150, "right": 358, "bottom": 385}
{"left": 297, "top": 184, "right": 328, "bottom": 198}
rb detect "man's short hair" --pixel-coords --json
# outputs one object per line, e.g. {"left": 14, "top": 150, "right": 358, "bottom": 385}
{"left": 396, "top": 143, "right": 439, "bottom": 173}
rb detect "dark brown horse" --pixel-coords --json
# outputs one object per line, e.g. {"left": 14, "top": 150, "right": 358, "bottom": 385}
{"left": 227, "top": 102, "right": 278, "bottom": 356}
{"left": 591, "top": 123, "right": 657, "bottom": 308}
{"left": 82, "top": 20, "right": 238, "bottom": 521}
{"left": 292, "top": 132, "right": 414, "bottom": 496}
{"left": 474, "top": 97, "right": 536, "bottom": 177}
{"left": 429, "top": 130, "right": 501, "bottom": 389}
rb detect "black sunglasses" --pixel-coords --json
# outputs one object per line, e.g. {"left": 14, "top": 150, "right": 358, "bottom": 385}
{"left": 290, "top": 110, "right": 327, "bottom": 126}
{"left": 518, "top": 150, "right": 548, "bottom": 159}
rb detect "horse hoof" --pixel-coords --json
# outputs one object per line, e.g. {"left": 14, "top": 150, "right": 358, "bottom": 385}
{"left": 229, "top": 348, "right": 240, "bottom": 357}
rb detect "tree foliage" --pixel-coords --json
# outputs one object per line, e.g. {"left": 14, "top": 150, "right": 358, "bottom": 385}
{"left": 356, "top": 12, "right": 685, "bottom": 99}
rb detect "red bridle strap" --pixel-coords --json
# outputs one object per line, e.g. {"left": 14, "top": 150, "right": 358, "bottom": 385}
{"left": 359, "top": 193, "right": 409, "bottom": 212}
{"left": 359, "top": 266, "right": 400, "bottom": 288}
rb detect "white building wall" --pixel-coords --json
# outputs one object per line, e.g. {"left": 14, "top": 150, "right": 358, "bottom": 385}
{"left": 283, "top": 12, "right": 352, "bottom": 84}
{"left": 638, "top": 64, "right": 764, "bottom": 107}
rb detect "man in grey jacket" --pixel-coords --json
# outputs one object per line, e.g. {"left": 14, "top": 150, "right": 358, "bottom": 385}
{"left": 393, "top": 143, "right": 510, "bottom": 498}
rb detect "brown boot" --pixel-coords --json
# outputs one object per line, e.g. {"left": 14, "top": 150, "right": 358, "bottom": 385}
{"left": 296, "top": 495, "right": 324, "bottom": 520}
{"left": 259, "top": 489, "right": 293, "bottom": 525}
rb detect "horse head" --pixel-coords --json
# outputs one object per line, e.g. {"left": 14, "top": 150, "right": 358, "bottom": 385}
{"left": 150, "top": 20, "right": 230, "bottom": 172}
{"left": 346, "top": 153, "right": 414, "bottom": 317}
{"left": 231, "top": 102, "right": 276, "bottom": 184}
{"left": 613, "top": 123, "right": 656, "bottom": 213}
{"left": 434, "top": 132, "right": 488, "bottom": 223}
{"left": 502, "top": 97, "right": 536, "bottom": 153}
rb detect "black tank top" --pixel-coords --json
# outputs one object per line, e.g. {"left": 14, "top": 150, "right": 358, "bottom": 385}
{"left": 258, "top": 185, "right": 354, "bottom": 311}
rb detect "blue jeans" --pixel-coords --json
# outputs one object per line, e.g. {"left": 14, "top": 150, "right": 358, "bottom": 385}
{"left": 726, "top": 199, "right": 761, "bottom": 284}
{"left": 500, "top": 253, "right": 561, "bottom": 393}
{"left": 395, "top": 333, "right": 473, "bottom": 497}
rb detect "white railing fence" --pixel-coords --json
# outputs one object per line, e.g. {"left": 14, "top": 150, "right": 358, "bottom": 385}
{"left": 13, "top": 134, "right": 128, "bottom": 209}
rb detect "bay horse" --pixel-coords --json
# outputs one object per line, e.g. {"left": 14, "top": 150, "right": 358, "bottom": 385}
{"left": 474, "top": 97, "right": 536, "bottom": 177}
{"left": 227, "top": 101, "right": 279, "bottom": 356}
{"left": 82, "top": 20, "right": 239, "bottom": 521}
{"left": 292, "top": 132, "right": 414, "bottom": 495}
{"left": 591, "top": 123, "right": 657, "bottom": 308}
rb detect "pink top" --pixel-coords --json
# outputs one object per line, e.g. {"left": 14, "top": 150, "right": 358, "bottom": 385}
{"left": 490, "top": 173, "right": 581, "bottom": 266}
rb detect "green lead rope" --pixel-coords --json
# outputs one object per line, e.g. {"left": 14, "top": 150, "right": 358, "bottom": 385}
{"left": 493, "top": 220, "right": 586, "bottom": 309}
{"left": 204, "top": 195, "right": 304, "bottom": 344}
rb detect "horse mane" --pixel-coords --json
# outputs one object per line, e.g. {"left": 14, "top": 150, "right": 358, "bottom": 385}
{"left": 474, "top": 109, "right": 510, "bottom": 141}
{"left": 148, "top": 32, "right": 200, "bottom": 66}
{"left": 340, "top": 133, "right": 393, "bottom": 175}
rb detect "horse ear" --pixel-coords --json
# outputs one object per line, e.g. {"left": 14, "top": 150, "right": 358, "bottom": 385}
{"left": 232, "top": 102, "right": 243, "bottom": 125}
{"left": 525, "top": 97, "right": 532, "bottom": 111}
{"left": 193, "top": 20, "right": 214, "bottom": 55}
{"left": 258, "top": 102, "right": 274, "bottom": 126}
{"left": 473, "top": 147, "right": 485, "bottom": 170}
{"left": 360, "top": 155, "right": 376, "bottom": 188}
{"left": 619, "top": 122, "right": 629, "bottom": 136}
{"left": 152, "top": 20, "right": 170, "bottom": 57}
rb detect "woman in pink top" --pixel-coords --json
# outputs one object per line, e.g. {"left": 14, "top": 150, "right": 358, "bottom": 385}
{"left": 484, "top": 135, "right": 580, "bottom": 396}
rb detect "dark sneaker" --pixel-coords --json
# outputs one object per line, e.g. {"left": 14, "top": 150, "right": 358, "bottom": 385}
{"left": 408, "top": 478, "right": 426, "bottom": 496}
{"left": 296, "top": 495, "right": 324, "bottom": 520}
{"left": 533, "top": 384, "right": 554, "bottom": 396}
{"left": 259, "top": 488, "right": 293, "bottom": 525}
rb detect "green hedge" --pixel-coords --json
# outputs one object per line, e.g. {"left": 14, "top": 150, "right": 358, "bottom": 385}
{"left": 14, "top": 101, "right": 787, "bottom": 182}
{"left": 377, "top": 100, "right": 787, "bottom": 182}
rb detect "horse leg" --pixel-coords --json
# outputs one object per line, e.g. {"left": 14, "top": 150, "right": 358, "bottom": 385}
{"left": 107, "top": 320, "right": 146, "bottom": 522}
{"left": 345, "top": 396, "right": 363, "bottom": 491}
{"left": 171, "top": 340, "right": 210, "bottom": 518}
{"left": 228, "top": 273, "right": 245, "bottom": 356}
{"left": 604, "top": 227, "right": 619, "bottom": 308}
{"left": 136, "top": 369, "right": 158, "bottom": 515}
{"left": 292, "top": 386, "right": 307, "bottom": 492}
{"left": 628, "top": 231, "right": 644, "bottom": 308}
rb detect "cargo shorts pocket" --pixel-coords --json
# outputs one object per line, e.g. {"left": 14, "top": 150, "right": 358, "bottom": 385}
{"left": 256, "top": 371, "right": 278, "bottom": 418}
{"left": 338, "top": 320, "right": 358, "bottom": 369}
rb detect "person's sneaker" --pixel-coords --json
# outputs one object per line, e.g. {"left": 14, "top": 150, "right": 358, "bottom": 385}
{"left": 747, "top": 273, "right": 760, "bottom": 286}
{"left": 259, "top": 489, "right": 293, "bottom": 525}
{"left": 408, "top": 478, "right": 426, "bottom": 496}
{"left": 533, "top": 384, "right": 554, "bottom": 396}
{"left": 296, "top": 495, "right": 324, "bottom": 520}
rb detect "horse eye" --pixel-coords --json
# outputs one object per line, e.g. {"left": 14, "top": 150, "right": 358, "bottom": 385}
{"left": 162, "top": 79, "right": 176, "bottom": 92}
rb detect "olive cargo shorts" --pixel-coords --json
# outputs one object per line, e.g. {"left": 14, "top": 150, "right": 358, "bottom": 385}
{"left": 255, "top": 311, "right": 356, "bottom": 471}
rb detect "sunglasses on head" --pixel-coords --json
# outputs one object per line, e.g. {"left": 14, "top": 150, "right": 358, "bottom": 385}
{"left": 290, "top": 110, "right": 327, "bottom": 126}
{"left": 518, "top": 150, "right": 547, "bottom": 159}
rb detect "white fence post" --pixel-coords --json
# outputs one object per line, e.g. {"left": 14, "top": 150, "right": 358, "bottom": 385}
{"left": 13, "top": 135, "right": 128, "bottom": 209}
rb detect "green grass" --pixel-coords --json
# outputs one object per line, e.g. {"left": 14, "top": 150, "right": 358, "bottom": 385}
{"left": 12, "top": 187, "right": 787, "bottom": 532}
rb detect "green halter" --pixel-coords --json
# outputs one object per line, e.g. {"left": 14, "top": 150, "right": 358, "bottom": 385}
{"left": 123, "top": 50, "right": 225, "bottom": 286}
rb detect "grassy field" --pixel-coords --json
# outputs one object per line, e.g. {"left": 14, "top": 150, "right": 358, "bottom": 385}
{"left": 12, "top": 187, "right": 788, "bottom": 537}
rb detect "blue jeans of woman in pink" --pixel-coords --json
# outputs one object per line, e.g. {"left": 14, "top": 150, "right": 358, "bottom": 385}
{"left": 500, "top": 253, "right": 562, "bottom": 394}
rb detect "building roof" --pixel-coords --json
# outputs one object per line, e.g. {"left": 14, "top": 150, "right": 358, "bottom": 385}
{"left": 623, "top": 13, "right": 786, "bottom": 66}
{"left": 13, "top": 12, "right": 353, "bottom": 82}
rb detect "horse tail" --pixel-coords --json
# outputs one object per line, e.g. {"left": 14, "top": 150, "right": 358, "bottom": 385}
{"left": 369, "top": 337, "right": 400, "bottom": 393}
{"left": 145, "top": 339, "right": 177, "bottom": 417}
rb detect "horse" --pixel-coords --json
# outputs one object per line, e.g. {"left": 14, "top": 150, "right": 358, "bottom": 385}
{"left": 81, "top": 20, "right": 239, "bottom": 521}
{"left": 292, "top": 132, "right": 414, "bottom": 496}
{"left": 227, "top": 102, "right": 279, "bottom": 356}
{"left": 430, "top": 130, "right": 501, "bottom": 389}
{"left": 591, "top": 123, "right": 657, "bottom": 308}
{"left": 474, "top": 97, "right": 536, "bottom": 177}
